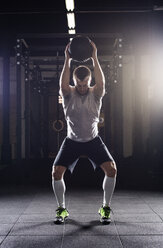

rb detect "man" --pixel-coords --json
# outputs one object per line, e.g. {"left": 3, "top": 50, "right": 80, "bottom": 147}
{"left": 52, "top": 40, "right": 117, "bottom": 224}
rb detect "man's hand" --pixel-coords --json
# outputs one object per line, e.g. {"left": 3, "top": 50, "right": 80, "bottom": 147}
{"left": 90, "top": 41, "right": 97, "bottom": 60}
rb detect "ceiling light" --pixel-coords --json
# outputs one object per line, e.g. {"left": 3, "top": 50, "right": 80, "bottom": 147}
{"left": 67, "top": 13, "right": 75, "bottom": 29}
{"left": 68, "top": 29, "right": 76, "bottom": 34}
{"left": 65, "top": 0, "right": 75, "bottom": 11}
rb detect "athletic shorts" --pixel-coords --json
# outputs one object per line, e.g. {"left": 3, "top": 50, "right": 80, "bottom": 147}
{"left": 53, "top": 135, "right": 114, "bottom": 172}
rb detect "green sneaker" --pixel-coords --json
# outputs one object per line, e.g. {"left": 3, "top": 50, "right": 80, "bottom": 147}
{"left": 54, "top": 207, "right": 69, "bottom": 224}
{"left": 98, "top": 206, "right": 111, "bottom": 224}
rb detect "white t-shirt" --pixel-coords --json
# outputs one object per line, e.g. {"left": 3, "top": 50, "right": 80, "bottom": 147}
{"left": 62, "top": 88, "right": 102, "bottom": 142}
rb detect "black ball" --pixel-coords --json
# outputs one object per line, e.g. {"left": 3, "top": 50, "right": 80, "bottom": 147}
{"left": 68, "top": 36, "right": 93, "bottom": 62}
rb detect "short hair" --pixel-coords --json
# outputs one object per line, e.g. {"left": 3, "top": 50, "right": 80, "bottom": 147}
{"left": 73, "top": 65, "right": 91, "bottom": 81}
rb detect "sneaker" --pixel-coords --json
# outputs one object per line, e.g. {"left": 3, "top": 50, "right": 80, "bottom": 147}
{"left": 98, "top": 206, "right": 111, "bottom": 224}
{"left": 54, "top": 207, "right": 69, "bottom": 224}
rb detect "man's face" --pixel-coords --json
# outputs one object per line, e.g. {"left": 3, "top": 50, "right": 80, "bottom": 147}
{"left": 75, "top": 76, "right": 90, "bottom": 95}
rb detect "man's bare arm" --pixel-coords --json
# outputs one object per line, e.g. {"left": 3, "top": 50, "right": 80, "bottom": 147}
{"left": 59, "top": 43, "right": 72, "bottom": 97}
{"left": 91, "top": 41, "right": 105, "bottom": 98}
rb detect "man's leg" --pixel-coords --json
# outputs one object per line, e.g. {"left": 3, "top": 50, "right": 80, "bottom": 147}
{"left": 100, "top": 161, "right": 117, "bottom": 207}
{"left": 52, "top": 165, "right": 67, "bottom": 208}
{"left": 99, "top": 161, "right": 117, "bottom": 223}
{"left": 52, "top": 165, "right": 69, "bottom": 224}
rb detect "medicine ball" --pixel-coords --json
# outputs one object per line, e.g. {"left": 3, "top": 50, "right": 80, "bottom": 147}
{"left": 68, "top": 36, "right": 93, "bottom": 62}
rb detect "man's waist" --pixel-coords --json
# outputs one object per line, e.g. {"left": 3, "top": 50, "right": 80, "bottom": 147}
{"left": 67, "top": 129, "right": 98, "bottom": 142}
{"left": 67, "top": 134, "right": 99, "bottom": 143}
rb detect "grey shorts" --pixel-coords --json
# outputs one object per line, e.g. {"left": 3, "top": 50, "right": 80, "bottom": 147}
{"left": 53, "top": 135, "right": 114, "bottom": 172}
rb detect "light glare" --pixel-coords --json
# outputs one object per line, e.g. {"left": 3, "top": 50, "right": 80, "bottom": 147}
{"left": 68, "top": 29, "right": 76, "bottom": 34}
{"left": 67, "top": 13, "right": 75, "bottom": 29}
{"left": 65, "top": 0, "right": 74, "bottom": 11}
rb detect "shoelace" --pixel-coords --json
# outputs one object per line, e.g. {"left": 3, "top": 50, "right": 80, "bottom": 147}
{"left": 103, "top": 207, "right": 111, "bottom": 217}
{"left": 56, "top": 208, "right": 65, "bottom": 216}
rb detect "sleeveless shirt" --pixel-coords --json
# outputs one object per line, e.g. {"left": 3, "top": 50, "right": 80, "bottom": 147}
{"left": 62, "top": 88, "right": 102, "bottom": 142}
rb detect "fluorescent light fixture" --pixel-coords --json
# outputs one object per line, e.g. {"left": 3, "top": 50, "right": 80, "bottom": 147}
{"left": 67, "top": 13, "right": 75, "bottom": 29}
{"left": 68, "top": 29, "right": 76, "bottom": 34}
{"left": 65, "top": 0, "right": 75, "bottom": 11}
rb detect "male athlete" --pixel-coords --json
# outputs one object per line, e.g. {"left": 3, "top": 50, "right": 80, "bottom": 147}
{"left": 52, "top": 40, "right": 117, "bottom": 224}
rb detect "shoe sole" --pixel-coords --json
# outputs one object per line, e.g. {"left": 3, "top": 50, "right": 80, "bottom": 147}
{"left": 54, "top": 216, "right": 69, "bottom": 225}
{"left": 99, "top": 213, "right": 111, "bottom": 225}
{"left": 100, "top": 217, "right": 111, "bottom": 225}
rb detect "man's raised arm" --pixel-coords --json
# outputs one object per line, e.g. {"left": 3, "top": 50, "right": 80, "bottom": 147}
{"left": 91, "top": 41, "right": 105, "bottom": 98}
{"left": 59, "top": 43, "right": 71, "bottom": 97}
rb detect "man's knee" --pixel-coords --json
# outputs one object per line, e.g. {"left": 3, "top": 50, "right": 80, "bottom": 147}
{"left": 100, "top": 161, "right": 117, "bottom": 177}
{"left": 52, "top": 166, "right": 66, "bottom": 181}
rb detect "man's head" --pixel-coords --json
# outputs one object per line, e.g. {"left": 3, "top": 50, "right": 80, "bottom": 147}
{"left": 73, "top": 66, "right": 92, "bottom": 95}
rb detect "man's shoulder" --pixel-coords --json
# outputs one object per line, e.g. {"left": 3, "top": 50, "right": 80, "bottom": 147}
{"left": 70, "top": 86, "right": 75, "bottom": 92}
{"left": 89, "top": 87, "right": 94, "bottom": 93}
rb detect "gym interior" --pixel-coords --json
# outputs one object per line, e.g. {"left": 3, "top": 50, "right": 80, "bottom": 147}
{"left": 0, "top": 1, "right": 163, "bottom": 247}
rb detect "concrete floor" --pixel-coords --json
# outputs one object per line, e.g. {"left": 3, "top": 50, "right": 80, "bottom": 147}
{"left": 0, "top": 186, "right": 163, "bottom": 248}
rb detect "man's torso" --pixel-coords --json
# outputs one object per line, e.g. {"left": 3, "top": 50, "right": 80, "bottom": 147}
{"left": 62, "top": 88, "right": 102, "bottom": 142}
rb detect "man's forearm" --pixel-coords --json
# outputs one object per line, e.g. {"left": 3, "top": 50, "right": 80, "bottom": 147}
{"left": 93, "top": 57, "right": 105, "bottom": 87}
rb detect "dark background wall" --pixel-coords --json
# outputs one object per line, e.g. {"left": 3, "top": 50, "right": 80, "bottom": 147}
{"left": 0, "top": 0, "right": 163, "bottom": 190}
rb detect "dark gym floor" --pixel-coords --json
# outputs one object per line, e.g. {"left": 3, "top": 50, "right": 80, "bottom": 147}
{"left": 0, "top": 185, "right": 163, "bottom": 248}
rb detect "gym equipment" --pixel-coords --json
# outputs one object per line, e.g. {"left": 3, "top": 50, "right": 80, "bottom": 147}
{"left": 68, "top": 35, "right": 93, "bottom": 62}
